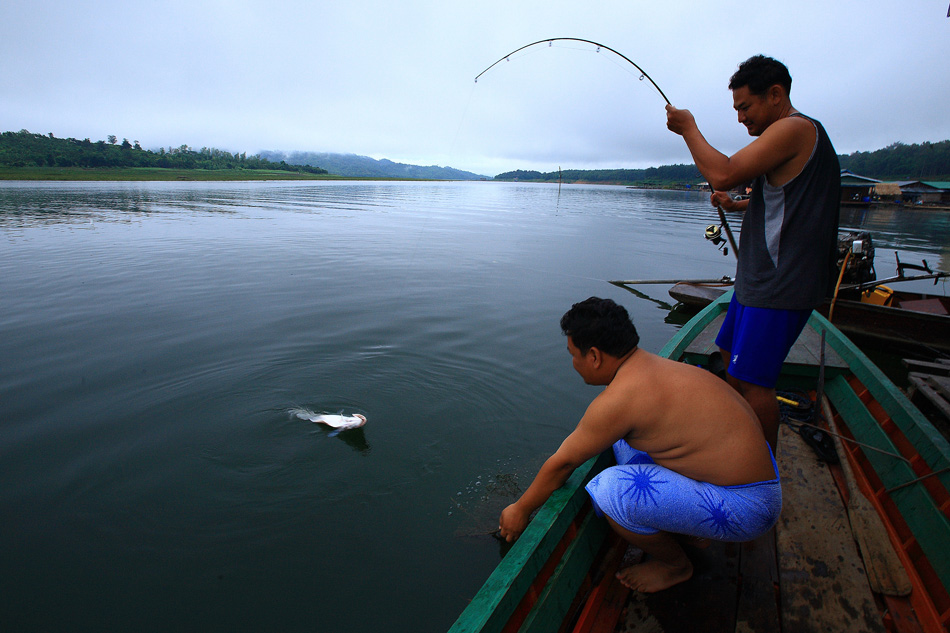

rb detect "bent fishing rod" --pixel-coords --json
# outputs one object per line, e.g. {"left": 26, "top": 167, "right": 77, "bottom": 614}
{"left": 474, "top": 38, "right": 671, "bottom": 106}
{"left": 476, "top": 38, "right": 737, "bottom": 259}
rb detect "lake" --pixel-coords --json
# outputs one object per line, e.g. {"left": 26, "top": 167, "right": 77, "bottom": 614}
{"left": 1, "top": 180, "right": 947, "bottom": 632}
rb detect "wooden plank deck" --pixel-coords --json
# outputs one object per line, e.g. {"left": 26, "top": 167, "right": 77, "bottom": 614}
{"left": 775, "top": 424, "right": 887, "bottom": 633}
{"left": 612, "top": 426, "right": 888, "bottom": 633}
{"left": 682, "top": 314, "right": 849, "bottom": 373}
{"left": 907, "top": 369, "right": 950, "bottom": 424}
{"left": 612, "top": 426, "right": 887, "bottom": 632}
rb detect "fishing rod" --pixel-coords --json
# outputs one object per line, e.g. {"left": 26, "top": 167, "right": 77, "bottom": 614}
{"left": 715, "top": 206, "right": 739, "bottom": 260}
{"left": 474, "top": 38, "right": 671, "bottom": 106}
{"left": 476, "top": 38, "right": 739, "bottom": 260}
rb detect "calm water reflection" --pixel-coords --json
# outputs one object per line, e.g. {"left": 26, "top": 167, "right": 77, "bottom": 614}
{"left": 0, "top": 181, "right": 947, "bottom": 632}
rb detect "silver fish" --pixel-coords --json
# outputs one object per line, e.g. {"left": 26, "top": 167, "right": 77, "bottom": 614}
{"left": 293, "top": 409, "right": 367, "bottom": 431}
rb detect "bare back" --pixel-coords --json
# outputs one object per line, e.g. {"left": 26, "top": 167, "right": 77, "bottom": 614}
{"left": 584, "top": 350, "right": 775, "bottom": 486}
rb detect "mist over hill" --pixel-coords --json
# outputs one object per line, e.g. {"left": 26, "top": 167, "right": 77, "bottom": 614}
{"left": 267, "top": 138, "right": 950, "bottom": 185}
{"left": 259, "top": 151, "right": 488, "bottom": 180}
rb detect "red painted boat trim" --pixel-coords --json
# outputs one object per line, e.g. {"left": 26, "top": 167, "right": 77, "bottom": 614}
{"left": 830, "top": 376, "right": 950, "bottom": 633}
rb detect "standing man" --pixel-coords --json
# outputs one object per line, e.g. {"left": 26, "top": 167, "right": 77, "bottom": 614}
{"left": 666, "top": 55, "right": 840, "bottom": 450}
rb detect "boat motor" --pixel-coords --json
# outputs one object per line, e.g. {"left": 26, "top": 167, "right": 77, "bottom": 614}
{"left": 836, "top": 230, "right": 876, "bottom": 286}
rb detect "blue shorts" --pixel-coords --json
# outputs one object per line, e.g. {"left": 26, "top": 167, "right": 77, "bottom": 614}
{"left": 715, "top": 294, "right": 811, "bottom": 388}
{"left": 585, "top": 440, "right": 781, "bottom": 541}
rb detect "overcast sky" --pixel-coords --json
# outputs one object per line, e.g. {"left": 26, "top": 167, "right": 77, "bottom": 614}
{"left": 2, "top": 0, "right": 947, "bottom": 176}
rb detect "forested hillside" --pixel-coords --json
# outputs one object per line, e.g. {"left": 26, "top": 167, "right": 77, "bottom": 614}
{"left": 259, "top": 150, "right": 486, "bottom": 180}
{"left": 0, "top": 130, "right": 327, "bottom": 175}
{"left": 839, "top": 141, "right": 950, "bottom": 181}
{"left": 495, "top": 140, "right": 950, "bottom": 186}
{"left": 3, "top": 129, "right": 946, "bottom": 183}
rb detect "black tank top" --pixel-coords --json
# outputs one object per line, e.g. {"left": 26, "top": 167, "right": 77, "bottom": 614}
{"left": 734, "top": 113, "right": 840, "bottom": 310}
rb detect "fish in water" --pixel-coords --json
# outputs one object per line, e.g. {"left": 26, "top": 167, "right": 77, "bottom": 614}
{"left": 292, "top": 409, "right": 367, "bottom": 433}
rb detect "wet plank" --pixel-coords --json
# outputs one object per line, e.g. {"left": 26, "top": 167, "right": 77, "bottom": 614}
{"left": 734, "top": 530, "right": 780, "bottom": 633}
{"left": 683, "top": 314, "right": 726, "bottom": 358}
{"left": 614, "top": 540, "right": 739, "bottom": 633}
{"left": 775, "top": 425, "right": 886, "bottom": 633}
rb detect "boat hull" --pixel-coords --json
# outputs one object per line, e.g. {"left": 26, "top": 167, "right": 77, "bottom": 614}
{"left": 450, "top": 292, "right": 950, "bottom": 633}
{"left": 817, "top": 292, "right": 950, "bottom": 352}
{"left": 667, "top": 283, "right": 950, "bottom": 352}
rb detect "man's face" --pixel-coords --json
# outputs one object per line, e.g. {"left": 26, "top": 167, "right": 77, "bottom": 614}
{"left": 567, "top": 336, "right": 595, "bottom": 384}
{"left": 732, "top": 86, "right": 771, "bottom": 137}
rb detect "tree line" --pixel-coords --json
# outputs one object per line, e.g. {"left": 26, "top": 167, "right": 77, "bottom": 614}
{"left": 495, "top": 164, "right": 701, "bottom": 187}
{"left": 495, "top": 140, "right": 950, "bottom": 186}
{"left": 839, "top": 141, "right": 950, "bottom": 181}
{"left": 0, "top": 130, "right": 328, "bottom": 174}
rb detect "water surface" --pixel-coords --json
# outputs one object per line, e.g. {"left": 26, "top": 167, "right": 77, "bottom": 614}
{"left": 1, "top": 181, "right": 946, "bottom": 632}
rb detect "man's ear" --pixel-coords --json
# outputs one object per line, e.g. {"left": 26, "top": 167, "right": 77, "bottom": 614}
{"left": 587, "top": 346, "right": 603, "bottom": 368}
{"left": 767, "top": 84, "right": 785, "bottom": 104}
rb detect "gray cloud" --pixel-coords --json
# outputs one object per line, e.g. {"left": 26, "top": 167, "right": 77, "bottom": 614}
{"left": 2, "top": 0, "right": 947, "bottom": 176}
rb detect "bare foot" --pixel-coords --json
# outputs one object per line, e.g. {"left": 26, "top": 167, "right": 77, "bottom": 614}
{"left": 615, "top": 559, "right": 693, "bottom": 593}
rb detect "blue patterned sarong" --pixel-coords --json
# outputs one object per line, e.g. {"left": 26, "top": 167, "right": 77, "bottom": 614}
{"left": 585, "top": 440, "right": 781, "bottom": 541}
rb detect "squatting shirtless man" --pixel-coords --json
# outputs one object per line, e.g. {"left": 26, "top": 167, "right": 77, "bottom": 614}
{"left": 498, "top": 297, "right": 781, "bottom": 592}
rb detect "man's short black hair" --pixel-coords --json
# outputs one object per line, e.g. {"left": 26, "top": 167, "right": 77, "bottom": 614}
{"left": 560, "top": 297, "right": 639, "bottom": 357}
{"left": 729, "top": 55, "right": 792, "bottom": 97}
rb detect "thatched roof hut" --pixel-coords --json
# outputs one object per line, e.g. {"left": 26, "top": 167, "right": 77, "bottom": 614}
{"left": 874, "top": 182, "right": 902, "bottom": 196}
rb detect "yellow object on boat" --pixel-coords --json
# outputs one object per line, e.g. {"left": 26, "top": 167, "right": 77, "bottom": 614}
{"left": 862, "top": 285, "right": 895, "bottom": 306}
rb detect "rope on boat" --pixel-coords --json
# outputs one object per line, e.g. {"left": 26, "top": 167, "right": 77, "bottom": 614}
{"left": 777, "top": 391, "right": 911, "bottom": 464}
{"left": 795, "top": 420, "right": 911, "bottom": 465}
{"left": 885, "top": 467, "right": 950, "bottom": 494}
{"left": 780, "top": 390, "right": 950, "bottom": 495}
{"left": 828, "top": 250, "right": 852, "bottom": 323}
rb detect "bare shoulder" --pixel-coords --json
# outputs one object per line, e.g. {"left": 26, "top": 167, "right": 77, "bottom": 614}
{"left": 579, "top": 368, "right": 652, "bottom": 436}
{"left": 603, "top": 351, "right": 681, "bottom": 410}
{"left": 738, "top": 115, "right": 816, "bottom": 186}
{"left": 762, "top": 114, "right": 816, "bottom": 146}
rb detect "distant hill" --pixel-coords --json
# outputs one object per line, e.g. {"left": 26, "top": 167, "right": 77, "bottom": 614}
{"left": 259, "top": 151, "right": 488, "bottom": 180}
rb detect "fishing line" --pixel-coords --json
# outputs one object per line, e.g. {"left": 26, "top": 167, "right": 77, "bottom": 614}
{"left": 449, "top": 81, "right": 479, "bottom": 164}
{"left": 415, "top": 82, "right": 483, "bottom": 269}
{"left": 474, "top": 39, "right": 670, "bottom": 215}
{"left": 474, "top": 38, "right": 733, "bottom": 263}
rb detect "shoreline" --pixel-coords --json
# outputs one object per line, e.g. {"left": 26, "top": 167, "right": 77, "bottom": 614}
{"left": 0, "top": 167, "right": 458, "bottom": 182}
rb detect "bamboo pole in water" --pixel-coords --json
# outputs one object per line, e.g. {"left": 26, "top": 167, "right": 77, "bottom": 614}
{"left": 608, "top": 277, "right": 733, "bottom": 286}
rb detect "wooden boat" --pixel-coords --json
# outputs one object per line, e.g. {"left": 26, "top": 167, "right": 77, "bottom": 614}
{"left": 817, "top": 287, "right": 950, "bottom": 353}
{"left": 448, "top": 292, "right": 950, "bottom": 633}
{"left": 663, "top": 282, "right": 950, "bottom": 353}
{"left": 667, "top": 280, "right": 730, "bottom": 308}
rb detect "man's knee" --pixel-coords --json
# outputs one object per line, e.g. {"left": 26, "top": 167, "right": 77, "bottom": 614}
{"left": 732, "top": 378, "right": 775, "bottom": 403}
{"left": 718, "top": 348, "right": 741, "bottom": 390}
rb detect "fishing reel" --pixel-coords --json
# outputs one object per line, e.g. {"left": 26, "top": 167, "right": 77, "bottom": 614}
{"left": 705, "top": 224, "right": 729, "bottom": 256}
